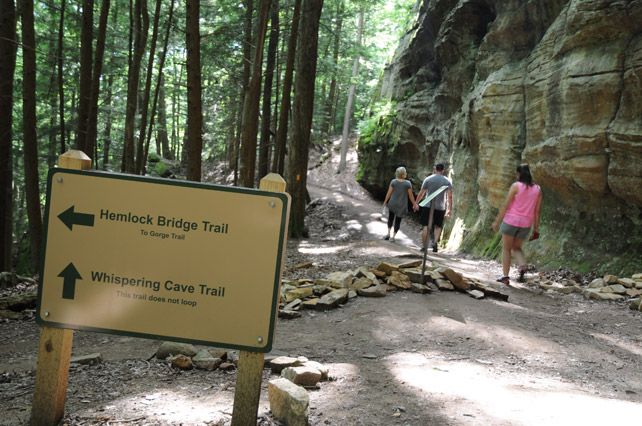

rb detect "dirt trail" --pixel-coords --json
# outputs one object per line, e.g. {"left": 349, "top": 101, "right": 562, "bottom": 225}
{"left": 1, "top": 139, "right": 642, "bottom": 425}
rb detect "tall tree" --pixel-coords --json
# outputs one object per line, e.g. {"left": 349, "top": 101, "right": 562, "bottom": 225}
{"left": 85, "top": 0, "right": 111, "bottom": 163}
{"left": 235, "top": 0, "right": 253, "bottom": 185}
{"left": 258, "top": 0, "right": 279, "bottom": 180}
{"left": 185, "top": 0, "right": 202, "bottom": 181}
{"left": 0, "top": 0, "right": 16, "bottom": 271}
{"left": 135, "top": 0, "right": 162, "bottom": 174}
{"left": 239, "top": 0, "right": 272, "bottom": 188}
{"left": 122, "top": 0, "right": 148, "bottom": 173}
{"left": 57, "top": 0, "right": 66, "bottom": 153}
{"left": 22, "top": 0, "right": 43, "bottom": 270}
{"left": 272, "top": 0, "right": 301, "bottom": 176}
{"left": 320, "top": 0, "right": 343, "bottom": 136}
{"left": 287, "top": 0, "right": 324, "bottom": 237}
{"left": 76, "top": 0, "right": 94, "bottom": 153}
{"left": 146, "top": 0, "right": 175, "bottom": 164}
{"left": 338, "top": 8, "right": 363, "bottom": 173}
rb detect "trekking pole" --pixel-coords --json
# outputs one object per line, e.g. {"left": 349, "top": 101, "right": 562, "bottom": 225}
{"left": 421, "top": 202, "right": 435, "bottom": 285}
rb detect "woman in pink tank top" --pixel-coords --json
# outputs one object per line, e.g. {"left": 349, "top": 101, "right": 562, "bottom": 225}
{"left": 491, "top": 164, "right": 543, "bottom": 285}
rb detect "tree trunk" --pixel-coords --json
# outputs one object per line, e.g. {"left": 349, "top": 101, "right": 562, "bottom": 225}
{"left": 239, "top": 0, "right": 272, "bottom": 188}
{"left": 320, "top": 1, "right": 343, "bottom": 136}
{"left": 85, "top": 0, "right": 111, "bottom": 164}
{"left": 235, "top": 0, "right": 253, "bottom": 186}
{"left": 76, "top": 0, "right": 93, "bottom": 153}
{"left": 258, "top": 0, "right": 279, "bottom": 180}
{"left": 21, "top": 0, "right": 43, "bottom": 271}
{"left": 135, "top": 0, "right": 160, "bottom": 175}
{"left": 185, "top": 0, "right": 202, "bottom": 182}
{"left": 157, "top": 75, "right": 172, "bottom": 159}
{"left": 146, "top": 0, "right": 174, "bottom": 163}
{"left": 0, "top": 0, "right": 16, "bottom": 271}
{"left": 338, "top": 9, "right": 363, "bottom": 173}
{"left": 272, "top": 0, "right": 301, "bottom": 176}
{"left": 102, "top": 74, "right": 114, "bottom": 170}
{"left": 287, "top": 0, "right": 324, "bottom": 237}
{"left": 57, "top": 0, "right": 66, "bottom": 153}
{"left": 122, "top": 0, "right": 147, "bottom": 173}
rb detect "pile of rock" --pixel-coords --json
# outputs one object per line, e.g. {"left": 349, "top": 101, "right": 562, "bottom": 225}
{"left": 278, "top": 260, "right": 508, "bottom": 319}
{"left": 525, "top": 272, "right": 642, "bottom": 311}
{"left": 153, "top": 341, "right": 326, "bottom": 425}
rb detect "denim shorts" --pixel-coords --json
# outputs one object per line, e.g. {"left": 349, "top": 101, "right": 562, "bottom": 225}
{"left": 499, "top": 221, "right": 531, "bottom": 240}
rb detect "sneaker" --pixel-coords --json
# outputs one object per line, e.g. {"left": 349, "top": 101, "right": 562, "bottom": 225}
{"left": 383, "top": 235, "right": 390, "bottom": 240}
{"left": 390, "top": 237, "right": 396, "bottom": 243}
{"left": 496, "top": 276, "right": 510, "bottom": 285}
{"left": 518, "top": 265, "right": 528, "bottom": 282}
{"left": 432, "top": 242, "right": 438, "bottom": 253}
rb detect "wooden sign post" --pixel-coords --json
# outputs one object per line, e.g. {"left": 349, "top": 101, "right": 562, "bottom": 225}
{"left": 231, "top": 173, "right": 288, "bottom": 426}
{"left": 31, "top": 150, "right": 91, "bottom": 426}
{"left": 31, "top": 153, "right": 289, "bottom": 426}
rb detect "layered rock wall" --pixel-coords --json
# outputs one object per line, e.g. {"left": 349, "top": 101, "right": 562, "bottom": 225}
{"left": 358, "top": 0, "right": 642, "bottom": 273}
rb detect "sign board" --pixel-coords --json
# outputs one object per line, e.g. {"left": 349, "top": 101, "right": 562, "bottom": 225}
{"left": 37, "top": 169, "right": 290, "bottom": 352}
{"left": 419, "top": 185, "right": 449, "bottom": 207}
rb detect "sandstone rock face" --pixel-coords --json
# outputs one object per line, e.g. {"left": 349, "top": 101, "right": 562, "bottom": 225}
{"left": 359, "top": 0, "right": 642, "bottom": 273}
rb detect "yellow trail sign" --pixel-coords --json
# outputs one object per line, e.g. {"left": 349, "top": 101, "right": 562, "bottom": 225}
{"left": 38, "top": 169, "right": 290, "bottom": 352}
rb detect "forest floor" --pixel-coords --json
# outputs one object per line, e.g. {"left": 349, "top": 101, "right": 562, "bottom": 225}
{"left": 1, "top": 137, "right": 642, "bottom": 425}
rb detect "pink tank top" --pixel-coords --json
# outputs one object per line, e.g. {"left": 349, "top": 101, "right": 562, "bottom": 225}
{"left": 504, "top": 182, "right": 540, "bottom": 228}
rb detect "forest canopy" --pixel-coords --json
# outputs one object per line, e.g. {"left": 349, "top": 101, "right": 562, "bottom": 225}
{"left": 0, "top": 0, "right": 416, "bottom": 274}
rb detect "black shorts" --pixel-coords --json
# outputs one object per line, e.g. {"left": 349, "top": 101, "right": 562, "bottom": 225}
{"left": 420, "top": 207, "right": 446, "bottom": 227}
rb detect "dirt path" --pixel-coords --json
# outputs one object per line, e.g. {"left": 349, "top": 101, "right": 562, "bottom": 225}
{"left": 1, "top": 139, "right": 642, "bottom": 425}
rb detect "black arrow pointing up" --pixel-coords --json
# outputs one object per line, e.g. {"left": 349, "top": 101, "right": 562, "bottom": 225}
{"left": 59, "top": 263, "right": 82, "bottom": 300}
{"left": 58, "top": 205, "right": 95, "bottom": 231}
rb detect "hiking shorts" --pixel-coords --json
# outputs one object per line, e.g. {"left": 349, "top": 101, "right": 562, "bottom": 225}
{"left": 420, "top": 207, "right": 445, "bottom": 228}
{"left": 499, "top": 221, "right": 531, "bottom": 240}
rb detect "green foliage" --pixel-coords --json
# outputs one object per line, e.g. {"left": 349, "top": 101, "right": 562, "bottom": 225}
{"left": 357, "top": 100, "right": 397, "bottom": 146}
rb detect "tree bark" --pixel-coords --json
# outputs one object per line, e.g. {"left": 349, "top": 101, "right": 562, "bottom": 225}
{"left": 57, "top": 0, "right": 66, "bottom": 153}
{"left": 320, "top": 1, "right": 343, "bottom": 136}
{"left": 235, "top": 0, "right": 253, "bottom": 186}
{"left": 122, "top": 0, "right": 147, "bottom": 173}
{"left": 258, "top": 0, "right": 279, "bottom": 180}
{"left": 102, "top": 74, "right": 114, "bottom": 170}
{"left": 22, "top": 0, "right": 43, "bottom": 271}
{"left": 146, "top": 0, "right": 174, "bottom": 163}
{"left": 135, "top": 0, "right": 160, "bottom": 174}
{"left": 0, "top": 0, "right": 16, "bottom": 271}
{"left": 287, "top": 0, "right": 324, "bottom": 237}
{"left": 85, "top": 0, "right": 111, "bottom": 164}
{"left": 272, "top": 0, "right": 301, "bottom": 176}
{"left": 185, "top": 0, "right": 202, "bottom": 182}
{"left": 239, "top": 0, "right": 272, "bottom": 188}
{"left": 76, "top": 0, "right": 93, "bottom": 153}
{"left": 338, "top": 8, "right": 363, "bottom": 173}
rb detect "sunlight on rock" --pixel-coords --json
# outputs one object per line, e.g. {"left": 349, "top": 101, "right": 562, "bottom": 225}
{"left": 387, "top": 352, "right": 642, "bottom": 424}
{"left": 446, "top": 217, "right": 465, "bottom": 251}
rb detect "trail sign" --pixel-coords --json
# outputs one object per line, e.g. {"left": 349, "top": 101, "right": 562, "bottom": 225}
{"left": 37, "top": 169, "right": 290, "bottom": 352}
{"left": 419, "top": 185, "right": 449, "bottom": 207}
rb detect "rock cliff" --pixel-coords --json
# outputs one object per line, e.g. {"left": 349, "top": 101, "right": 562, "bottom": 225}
{"left": 357, "top": 0, "right": 642, "bottom": 274}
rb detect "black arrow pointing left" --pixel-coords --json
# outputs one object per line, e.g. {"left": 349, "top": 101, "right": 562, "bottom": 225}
{"left": 58, "top": 205, "right": 95, "bottom": 231}
{"left": 59, "top": 263, "right": 82, "bottom": 300}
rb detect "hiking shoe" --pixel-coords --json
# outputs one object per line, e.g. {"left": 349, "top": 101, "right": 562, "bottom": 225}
{"left": 496, "top": 276, "right": 510, "bottom": 285}
{"left": 383, "top": 235, "right": 390, "bottom": 240}
{"left": 390, "top": 237, "right": 396, "bottom": 243}
{"left": 518, "top": 265, "right": 528, "bottom": 282}
{"left": 432, "top": 242, "right": 438, "bottom": 253}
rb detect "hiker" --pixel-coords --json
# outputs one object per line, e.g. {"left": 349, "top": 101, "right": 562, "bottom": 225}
{"left": 492, "top": 163, "right": 543, "bottom": 285}
{"left": 382, "top": 166, "right": 418, "bottom": 243}
{"left": 414, "top": 163, "right": 453, "bottom": 253}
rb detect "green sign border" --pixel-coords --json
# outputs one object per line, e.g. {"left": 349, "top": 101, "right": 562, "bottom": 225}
{"left": 37, "top": 168, "right": 290, "bottom": 353}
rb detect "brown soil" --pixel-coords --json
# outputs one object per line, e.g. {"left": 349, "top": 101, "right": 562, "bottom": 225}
{"left": 1, "top": 138, "right": 642, "bottom": 425}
